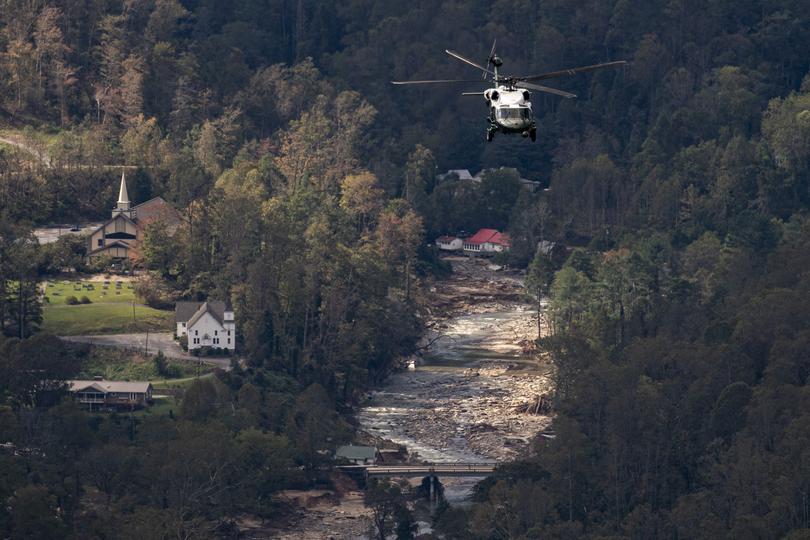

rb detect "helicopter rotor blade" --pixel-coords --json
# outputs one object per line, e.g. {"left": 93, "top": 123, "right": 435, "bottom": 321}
{"left": 518, "top": 60, "right": 627, "bottom": 82}
{"left": 484, "top": 39, "right": 497, "bottom": 78}
{"left": 517, "top": 81, "right": 577, "bottom": 99}
{"left": 391, "top": 79, "right": 485, "bottom": 85}
{"left": 445, "top": 49, "right": 496, "bottom": 77}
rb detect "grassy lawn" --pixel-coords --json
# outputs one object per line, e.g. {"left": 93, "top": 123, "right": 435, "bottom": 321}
{"left": 42, "top": 303, "right": 172, "bottom": 335}
{"left": 134, "top": 395, "right": 178, "bottom": 417}
{"left": 76, "top": 346, "right": 213, "bottom": 381}
{"left": 152, "top": 371, "right": 214, "bottom": 390}
{"left": 41, "top": 279, "right": 173, "bottom": 335}
{"left": 43, "top": 279, "right": 136, "bottom": 304}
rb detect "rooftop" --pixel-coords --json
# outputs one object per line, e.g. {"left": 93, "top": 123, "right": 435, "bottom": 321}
{"left": 176, "top": 300, "right": 231, "bottom": 325}
{"left": 466, "top": 228, "right": 511, "bottom": 247}
{"left": 68, "top": 380, "right": 152, "bottom": 394}
{"left": 335, "top": 445, "right": 377, "bottom": 461}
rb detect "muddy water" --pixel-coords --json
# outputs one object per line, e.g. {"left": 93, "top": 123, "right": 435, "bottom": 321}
{"left": 356, "top": 304, "right": 548, "bottom": 503}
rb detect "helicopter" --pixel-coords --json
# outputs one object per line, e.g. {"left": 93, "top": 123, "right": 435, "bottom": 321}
{"left": 392, "top": 41, "right": 626, "bottom": 142}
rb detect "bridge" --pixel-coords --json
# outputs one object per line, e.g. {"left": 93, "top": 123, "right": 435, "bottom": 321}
{"left": 337, "top": 463, "right": 497, "bottom": 501}
{"left": 363, "top": 463, "right": 496, "bottom": 478}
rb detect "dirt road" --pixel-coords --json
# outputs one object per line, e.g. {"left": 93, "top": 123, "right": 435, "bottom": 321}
{"left": 61, "top": 332, "right": 233, "bottom": 370}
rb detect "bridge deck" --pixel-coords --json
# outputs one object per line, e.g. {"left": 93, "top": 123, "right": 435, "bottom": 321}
{"left": 359, "top": 463, "right": 497, "bottom": 478}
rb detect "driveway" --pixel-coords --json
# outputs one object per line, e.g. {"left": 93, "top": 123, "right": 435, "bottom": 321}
{"left": 61, "top": 333, "right": 233, "bottom": 370}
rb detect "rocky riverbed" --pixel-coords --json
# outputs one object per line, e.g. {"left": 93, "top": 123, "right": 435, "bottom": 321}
{"left": 357, "top": 307, "right": 552, "bottom": 463}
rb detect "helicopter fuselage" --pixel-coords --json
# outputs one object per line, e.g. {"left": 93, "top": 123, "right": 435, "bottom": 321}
{"left": 484, "top": 85, "right": 536, "bottom": 139}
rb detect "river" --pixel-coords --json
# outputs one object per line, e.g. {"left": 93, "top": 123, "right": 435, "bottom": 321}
{"left": 356, "top": 260, "right": 552, "bottom": 504}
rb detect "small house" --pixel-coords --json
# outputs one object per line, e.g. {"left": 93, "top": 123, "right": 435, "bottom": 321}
{"left": 463, "top": 228, "right": 511, "bottom": 256}
{"left": 435, "top": 235, "right": 463, "bottom": 251}
{"left": 438, "top": 169, "right": 477, "bottom": 183}
{"left": 68, "top": 380, "right": 153, "bottom": 411}
{"left": 335, "top": 445, "right": 378, "bottom": 465}
{"left": 175, "top": 301, "right": 236, "bottom": 351}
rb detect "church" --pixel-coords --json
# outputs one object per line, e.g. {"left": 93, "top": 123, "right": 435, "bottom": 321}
{"left": 86, "top": 172, "right": 181, "bottom": 264}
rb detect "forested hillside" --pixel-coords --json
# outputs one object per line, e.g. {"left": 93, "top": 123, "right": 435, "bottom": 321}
{"left": 2, "top": 0, "right": 810, "bottom": 538}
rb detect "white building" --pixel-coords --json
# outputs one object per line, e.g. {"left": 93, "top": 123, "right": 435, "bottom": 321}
{"left": 463, "top": 228, "right": 511, "bottom": 256}
{"left": 175, "top": 301, "right": 235, "bottom": 351}
{"left": 435, "top": 235, "right": 463, "bottom": 251}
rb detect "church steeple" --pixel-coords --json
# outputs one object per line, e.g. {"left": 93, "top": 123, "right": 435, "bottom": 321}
{"left": 112, "top": 171, "right": 133, "bottom": 218}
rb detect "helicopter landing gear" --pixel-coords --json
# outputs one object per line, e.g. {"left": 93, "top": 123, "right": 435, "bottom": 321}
{"left": 530, "top": 128, "right": 537, "bottom": 142}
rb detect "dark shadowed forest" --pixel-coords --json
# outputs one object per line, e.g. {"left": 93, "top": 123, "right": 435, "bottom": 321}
{"left": 1, "top": 0, "right": 810, "bottom": 538}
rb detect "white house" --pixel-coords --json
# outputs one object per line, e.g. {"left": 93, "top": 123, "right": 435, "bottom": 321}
{"left": 435, "top": 235, "right": 463, "bottom": 251}
{"left": 175, "top": 301, "right": 235, "bottom": 351}
{"left": 463, "top": 228, "right": 511, "bottom": 256}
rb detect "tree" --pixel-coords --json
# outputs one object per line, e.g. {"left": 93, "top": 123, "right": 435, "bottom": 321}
{"left": 375, "top": 200, "right": 424, "bottom": 300}
{"left": 526, "top": 245, "right": 556, "bottom": 338}
{"left": 9, "top": 485, "right": 66, "bottom": 539}
{"left": 285, "top": 384, "right": 349, "bottom": 469}
{"left": 403, "top": 144, "right": 435, "bottom": 212}
{"left": 340, "top": 172, "right": 384, "bottom": 230}
{"left": 180, "top": 378, "right": 225, "bottom": 421}
{"left": 365, "top": 479, "right": 411, "bottom": 540}
{"left": 475, "top": 168, "right": 522, "bottom": 230}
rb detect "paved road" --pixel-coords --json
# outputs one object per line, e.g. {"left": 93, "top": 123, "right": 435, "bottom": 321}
{"left": 61, "top": 332, "right": 233, "bottom": 370}
{"left": 33, "top": 222, "right": 104, "bottom": 244}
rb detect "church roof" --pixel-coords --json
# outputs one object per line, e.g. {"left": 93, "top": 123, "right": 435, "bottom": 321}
{"left": 118, "top": 171, "right": 130, "bottom": 206}
{"left": 133, "top": 197, "right": 181, "bottom": 230}
{"left": 175, "top": 301, "right": 229, "bottom": 326}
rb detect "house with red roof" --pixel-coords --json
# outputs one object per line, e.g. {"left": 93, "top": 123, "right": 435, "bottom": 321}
{"left": 463, "top": 228, "right": 511, "bottom": 256}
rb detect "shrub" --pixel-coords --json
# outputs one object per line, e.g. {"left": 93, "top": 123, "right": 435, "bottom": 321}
{"left": 134, "top": 274, "right": 178, "bottom": 309}
{"left": 80, "top": 296, "right": 92, "bottom": 304}
{"left": 65, "top": 295, "right": 79, "bottom": 305}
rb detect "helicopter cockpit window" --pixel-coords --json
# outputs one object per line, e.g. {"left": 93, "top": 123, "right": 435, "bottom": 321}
{"left": 496, "top": 107, "right": 531, "bottom": 121}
